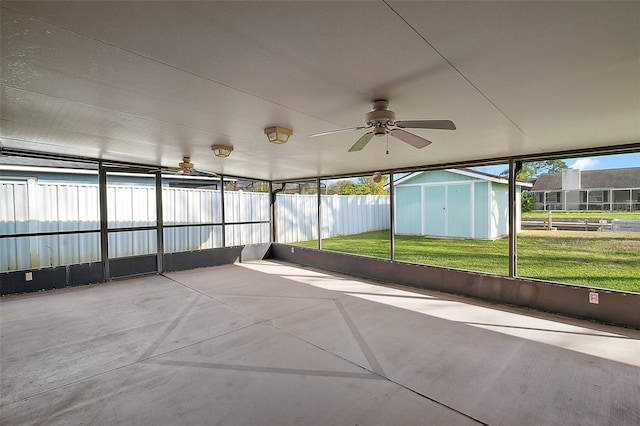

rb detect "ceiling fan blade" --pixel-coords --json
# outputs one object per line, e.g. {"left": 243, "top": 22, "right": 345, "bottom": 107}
{"left": 394, "top": 120, "right": 456, "bottom": 130}
{"left": 309, "top": 127, "right": 366, "bottom": 137}
{"left": 389, "top": 129, "right": 432, "bottom": 148}
{"left": 348, "top": 132, "right": 374, "bottom": 152}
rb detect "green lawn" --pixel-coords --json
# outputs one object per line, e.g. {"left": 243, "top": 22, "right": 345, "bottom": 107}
{"left": 295, "top": 230, "right": 640, "bottom": 293}
{"left": 523, "top": 211, "right": 640, "bottom": 220}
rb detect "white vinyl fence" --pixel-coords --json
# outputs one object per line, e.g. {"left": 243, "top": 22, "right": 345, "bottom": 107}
{"left": 1, "top": 180, "right": 389, "bottom": 271}
{"left": 224, "top": 190, "right": 271, "bottom": 247}
{"left": 162, "top": 186, "right": 223, "bottom": 254}
{"left": 1, "top": 181, "right": 101, "bottom": 271}
{"left": 276, "top": 193, "right": 390, "bottom": 243}
{"left": 0, "top": 180, "right": 269, "bottom": 272}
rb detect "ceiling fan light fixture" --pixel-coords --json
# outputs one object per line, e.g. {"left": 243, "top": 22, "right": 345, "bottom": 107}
{"left": 211, "top": 144, "right": 234, "bottom": 158}
{"left": 373, "top": 126, "right": 387, "bottom": 137}
{"left": 264, "top": 126, "right": 292, "bottom": 144}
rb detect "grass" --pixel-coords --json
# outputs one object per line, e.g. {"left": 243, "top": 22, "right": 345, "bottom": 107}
{"left": 295, "top": 230, "right": 640, "bottom": 293}
{"left": 523, "top": 211, "right": 640, "bottom": 220}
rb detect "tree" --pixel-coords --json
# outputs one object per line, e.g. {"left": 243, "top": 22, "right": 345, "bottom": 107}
{"left": 326, "top": 175, "right": 389, "bottom": 195}
{"left": 521, "top": 190, "right": 533, "bottom": 212}
{"left": 327, "top": 180, "right": 369, "bottom": 195}
{"left": 498, "top": 160, "right": 567, "bottom": 212}
{"left": 356, "top": 175, "right": 389, "bottom": 195}
{"left": 500, "top": 159, "right": 568, "bottom": 179}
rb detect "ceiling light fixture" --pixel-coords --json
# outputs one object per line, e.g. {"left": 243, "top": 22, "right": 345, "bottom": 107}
{"left": 264, "top": 126, "right": 292, "bottom": 144}
{"left": 211, "top": 144, "right": 234, "bottom": 158}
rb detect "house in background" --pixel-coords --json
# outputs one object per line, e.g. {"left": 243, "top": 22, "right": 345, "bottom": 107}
{"left": 394, "top": 169, "right": 531, "bottom": 240}
{"left": 531, "top": 167, "right": 640, "bottom": 211}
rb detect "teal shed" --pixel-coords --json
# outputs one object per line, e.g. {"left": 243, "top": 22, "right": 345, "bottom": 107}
{"left": 394, "top": 169, "right": 530, "bottom": 240}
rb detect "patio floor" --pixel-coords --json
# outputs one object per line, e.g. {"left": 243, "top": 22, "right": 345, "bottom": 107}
{"left": 1, "top": 260, "right": 638, "bottom": 425}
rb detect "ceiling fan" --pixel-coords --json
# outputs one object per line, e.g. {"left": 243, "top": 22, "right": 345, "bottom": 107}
{"left": 309, "top": 100, "right": 456, "bottom": 152}
{"left": 167, "top": 156, "right": 218, "bottom": 177}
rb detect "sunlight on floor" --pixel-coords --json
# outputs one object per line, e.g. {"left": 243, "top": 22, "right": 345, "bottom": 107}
{"left": 239, "top": 261, "right": 640, "bottom": 366}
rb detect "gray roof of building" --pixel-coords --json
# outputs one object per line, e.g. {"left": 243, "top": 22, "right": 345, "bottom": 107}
{"left": 531, "top": 167, "right": 640, "bottom": 191}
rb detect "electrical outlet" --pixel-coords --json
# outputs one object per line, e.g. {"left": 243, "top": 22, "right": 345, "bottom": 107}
{"left": 25, "top": 272, "right": 33, "bottom": 281}
{"left": 589, "top": 292, "right": 599, "bottom": 304}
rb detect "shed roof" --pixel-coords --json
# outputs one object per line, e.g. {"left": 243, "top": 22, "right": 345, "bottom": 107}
{"left": 393, "top": 168, "right": 532, "bottom": 187}
{"left": 532, "top": 167, "right": 640, "bottom": 191}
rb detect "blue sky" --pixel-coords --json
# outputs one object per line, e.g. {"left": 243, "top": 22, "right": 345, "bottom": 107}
{"left": 474, "top": 152, "right": 639, "bottom": 176}
{"left": 323, "top": 152, "right": 638, "bottom": 183}
{"left": 563, "top": 153, "right": 639, "bottom": 170}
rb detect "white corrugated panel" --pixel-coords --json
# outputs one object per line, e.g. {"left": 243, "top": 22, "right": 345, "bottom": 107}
{"left": 2, "top": 182, "right": 277, "bottom": 271}
{"left": 276, "top": 194, "right": 318, "bottom": 243}
{"left": 224, "top": 191, "right": 270, "bottom": 246}
{"left": 0, "top": 180, "right": 28, "bottom": 269}
{"left": 0, "top": 182, "right": 28, "bottom": 232}
{"left": 37, "top": 184, "right": 59, "bottom": 232}
{"left": 224, "top": 191, "right": 270, "bottom": 223}
{"left": 277, "top": 193, "right": 389, "bottom": 243}
{"left": 225, "top": 223, "right": 270, "bottom": 246}
{"left": 1, "top": 183, "right": 34, "bottom": 270}
{"left": 108, "top": 229, "right": 157, "bottom": 258}
{"left": 0, "top": 236, "right": 30, "bottom": 271}
{"left": 162, "top": 188, "right": 222, "bottom": 225}
{"left": 163, "top": 226, "right": 223, "bottom": 253}
{"left": 107, "top": 185, "right": 156, "bottom": 228}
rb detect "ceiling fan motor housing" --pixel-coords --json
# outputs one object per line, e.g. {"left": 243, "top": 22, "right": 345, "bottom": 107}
{"left": 179, "top": 157, "right": 195, "bottom": 170}
{"left": 365, "top": 101, "right": 396, "bottom": 128}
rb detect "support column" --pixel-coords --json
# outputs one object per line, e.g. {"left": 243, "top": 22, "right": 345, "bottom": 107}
{"left": 389, "top": 171, "right": 395, "bottom": 261}
{"left": 508, "top": 159, "right": 522, "bottom": 278}
{"left": 269, "top": 182, "right": 275, "bottom": 243}
{"left": 220, "top": 174, "right": 226, "bottom": 247}
{"left": 317, "top": 178, "right": 322, "bottom": 250}
{"left": 155, "top": 171, "right": 164, "bottom": 273}
{"left": 98, "top": 162, "right": 109, "bottom": 281}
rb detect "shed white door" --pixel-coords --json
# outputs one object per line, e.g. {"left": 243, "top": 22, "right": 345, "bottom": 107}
{"left": 447, "top": 184, "right": 472, "bottom": 238}
{"left": 423, "top": 186, "right": 446, "bottom": 236}
{"left": 423, "top": 183, "right": 473, "bottom": 238}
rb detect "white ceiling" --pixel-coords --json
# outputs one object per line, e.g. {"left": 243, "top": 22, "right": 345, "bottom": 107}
{"left": 1, "top": 1, "right": 639, "bottom": 180}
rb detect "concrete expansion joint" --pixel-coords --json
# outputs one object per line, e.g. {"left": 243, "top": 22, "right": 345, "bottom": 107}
{"left": 267, "top": 299, "right": 490, "bottom": 425}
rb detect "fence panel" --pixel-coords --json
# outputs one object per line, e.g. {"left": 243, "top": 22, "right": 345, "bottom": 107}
{"left": 224, "top": 191, "right": 269, "bottom": 223}
{"left": 276, "top": 194, "right": 318, "bottom": 243}
{"left": 163, "top": 225, "right": 223, "bottom": 253}
{"left": 226, "top": 191, "right": 270, "bottom": 246}
{"left": 162, "top": 187, "right": 222, "bottom": 225}
{"left": 1, "top": 182, "right": 275, "bottom": 271}
{"left": 226, "top": 223, "right": 270, "bottom": 246}
{"left": 107, "top": 185, "right": 156, "bottom": 228}
{"left": 2, "top": 183, "right": 389, "bottom": 269}
{"left": 277, "top": 193, "right": 389, "bottom": 243}
{"left": 0, "top": 182, "right": 29, "bottom": 234}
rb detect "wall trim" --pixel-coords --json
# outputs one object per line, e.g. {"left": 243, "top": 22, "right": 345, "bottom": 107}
{"left": 3, "top": 242, "right": 637, "bottom": 330}
{"left": 1, "top": 243, "right": 271, "bottom": 295}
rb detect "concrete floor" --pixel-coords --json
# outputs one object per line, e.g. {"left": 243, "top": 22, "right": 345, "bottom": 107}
{"left": 1, "top": 261, "right": 639, "bottom": 425}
